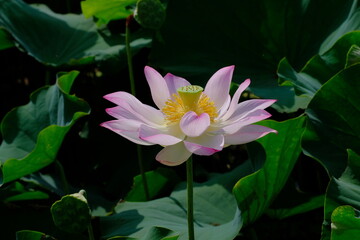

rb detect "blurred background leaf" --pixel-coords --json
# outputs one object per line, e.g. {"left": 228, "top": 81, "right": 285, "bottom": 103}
{"left": 302, "top": 64, "right": 360, "bottom": 177}
{"left": 0, "top": 28, "right": 14, "bottom": 50}
{"left": 0, "top": 181, "right": 49, "bottom": 203}
{"left": 0, "top": 71, "right": 90, "bottom": 184}
{"left": 0, "top": 0, "right": 151, "bottom": 67}
{"left": 81, "top": 0, "right": 136, "bottom": 25}
{"left": 149, "top": 0, "right": 360, "bottom": 112}
{"left": 278, "top": 31, "right": 360, "bottom": 107}
{"left": 16, "top": 230, "right": 56, "bottom": 240}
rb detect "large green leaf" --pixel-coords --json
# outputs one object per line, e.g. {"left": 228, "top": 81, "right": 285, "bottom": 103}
{"left": 233, "top": 116, "right": 306, "bottom": 225}
{"left": 0, "top": 0, "right": 150, "bottom": 66}
{"left": 125, "top": 168, "right": 180, "bottom": 202}
{"left": 81, "top": 0, "right": 136, "bottom": 25}
{"left": 0, "top": 71, "right": 90, "bottom": 184}
{"left": 100, "top": 163, "right": 255, "bottom": 240}
{"left": 302, "top": 64, "right": 360, "bottom": 177}
{"left": 322, "top": 150, "right": 360, "bottom": 239}
{"left": 278, "top": 31, "right": 360, "bottom": 106}
{"left": 149, "top": 0, "right": 359, "bottom": 112}
{"left": 108, "top": 226, "right": 180, "bottom": 240}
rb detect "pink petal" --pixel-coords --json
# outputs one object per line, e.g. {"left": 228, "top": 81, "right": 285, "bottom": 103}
{"left": 105, "top": 103, "right": 162, "bottom": 127}
{"left": 180, "top": 111, "right": 210, "bottom": 137}
{"left": 139, "top": 124, "right": 183, "bottom": 146}
{"left": 184, "top": 134, "right": 224, "bottom": 155}
{"left": 164, "top": 73, "right": 191, "bottom": 95}
{"left": 222, "top": 79, "right": 251, "bottom": 120}
{"left": 104, "top": 91, "right": 164, "bottom": 125}
{"left": 222, "top": 109, "right": 272, "bottom": 135}
{"left": 184, "top": 142, "right": 220, "bottom": 156}
{"left": 100, "top": 119, "right": 153, "bottom": 146}
{"left": 106, "top": 105, "right": 144, "bottom": 122}
{"left": 204, "top": 66, "right": 234, "bottom": 109}
{"left": 225, "top": 99, "right": 276, "bottom": 122}
{"left": 224, "top": 124, "right": 277, "bottom": 145}
{"left": 156, "top": 142, "right": 192, "bottom": 166}
{"left": 144, "top": 66, "right": 171, "bottom": 109}
{"left": 217, "top": 95, "right": 231, "bottom": 119}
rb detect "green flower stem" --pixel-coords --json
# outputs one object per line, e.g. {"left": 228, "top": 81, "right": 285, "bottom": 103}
{"left": 80, "top": 190, "right": 95, "bottom": 240}
{"left": 88, "top": 221, "right": 95, "bottom": 240}
{"left": 66, "top": 0, "right": 72, "bottom": 13}
{"left": 125, "top": 15, "right": 150, "bottom": 201}
{"left": 249, "top": 227, "right": 258, "bottom": 240}
{"left": 186, "top": 156, "right": 195, "bottom": 240}
{"left": 137, "top": 144, "right": 150, "bottom": 200}
{"left": 126, "top": 15, "right": 136, "bottom": 96}
{"left": 55, "top": 160, "right": 70, "bottom": 195}
{"left": 45, "top": 70, "right": 51, "bottom": 85}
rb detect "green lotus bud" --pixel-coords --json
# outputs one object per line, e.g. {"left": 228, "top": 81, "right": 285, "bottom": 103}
{"left": 50, "top": 190, "right": 91, "bottom": 233}
{"left": 134, "top": 0, "right": 166, "bottom": 30}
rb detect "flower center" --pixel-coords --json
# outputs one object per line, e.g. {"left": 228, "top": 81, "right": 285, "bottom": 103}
{"left": 162, "top": 85, "right": 218, "bottom": 124}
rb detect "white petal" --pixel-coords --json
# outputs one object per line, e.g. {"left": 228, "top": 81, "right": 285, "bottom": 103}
{"left": 180, "top": 111, "right": 210, "bottom": 137}
{"left": 139, "top": 124, "right": 183, "bottom": 146}
{"left": 224, "top": 125, "right": 277, "bottom": 145}
{"left": 104, "top": 91, "right": 164, "bottom": 125}
{"left": 164, "top": 73, "right": 191, "bottom": 95}
{"left": 106, "top": 103, "right": 163, "bottom": 127}
{"left": 184, "top": 134, "right": 224, "bottom": 155}
{"left": 156, "top": 142, "right": 192, "bottom": 166}
{"left": 144, "top": 66, "right": 171, "bottom": 109}
{"left": 221, "top": 109, "right": 272, "bottom": 135}
{"left": 100, "top": 119, "right": 153, "bottom": 146}
{"left": 222, "top": 79, "right": 251, "bottom": 120}
{"left": 225, "top": 99, "right": 276, "bottom": 122}
{"left": 216, "top": 95, "right": 231, "bottom": 119}
{"left": 204, "top": 66, "right": 234, "bottom": 109}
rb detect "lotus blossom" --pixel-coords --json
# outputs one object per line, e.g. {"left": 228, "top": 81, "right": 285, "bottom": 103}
{"left": 101, "top": 66, "right": 277, "bottom": 166}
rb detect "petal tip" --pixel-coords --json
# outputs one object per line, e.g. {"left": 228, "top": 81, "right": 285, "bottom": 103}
{"left": 103, "top": 94, "right": 113, "bottom": 101}
{"left": 225, "top": 65, "right": 235, "bottom": 69}
{"left": 99, "top": 121, "right": 111, "bottom": 129}
{"left": 222, "top": 65, "right": 235, "bottom": 73}
{"left": 164, "top": 73, "right": 174, "bottom": 78}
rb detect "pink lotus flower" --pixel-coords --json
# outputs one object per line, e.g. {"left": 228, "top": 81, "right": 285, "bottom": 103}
{"left": 101, "top": 66, "right": 277, "bottom": 166}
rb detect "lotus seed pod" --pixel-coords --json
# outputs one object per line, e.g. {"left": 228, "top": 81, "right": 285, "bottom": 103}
{"left": 134, "top": 0, "right": 166, "bottom": 30}
{"left": 50, "top": 190, "right": 91, "bottom": 233}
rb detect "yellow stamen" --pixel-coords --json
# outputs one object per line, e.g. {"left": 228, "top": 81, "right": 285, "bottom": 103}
{"left": 162, "top": 85, "right": 218, "bottom": 124}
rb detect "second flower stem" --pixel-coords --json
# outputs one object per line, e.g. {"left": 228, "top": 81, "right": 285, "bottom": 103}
{"left": 187, "top": 156, "right": 195, "bottom": 240}
{"left": 125, "top": 15, "right": 150, "bottom": 201}
{"left": 137, "top": 144, "right": 150, "bottom": 200}
{"left": 55, "top": 160, "right": 70, "bottom": 195}
{"left": 126, "top": 15, "right": 136, "bottom": 96}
